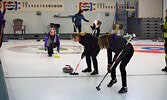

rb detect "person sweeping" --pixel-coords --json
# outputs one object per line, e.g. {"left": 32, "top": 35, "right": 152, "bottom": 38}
{"left": 71, "top": 32, "right": 100, "bottom": 75}
{"left": 98, "top": 33, "right": 134, "bottom": 93}
{"left": 161, "top": 9, "right": 167, "bottom": 72}
{"left": 45, "top": 28, "right": 60, "bottom": 57}
{"left": 90, "top": 20, "right": 102, "bottom": 37}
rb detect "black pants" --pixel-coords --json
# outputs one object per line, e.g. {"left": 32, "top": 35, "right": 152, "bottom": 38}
{"left": 74, "top": 25, "right": 81, "bottom": 32}
{"left": 47, "top": 43, "right": 57, "bottom": 55}
{"left": 110, "top": 44, "right": 134, "bottom": 87}
{"left": 90, "top": 26, "right": 100, "bottom": 37}
{"left": 86, "top": 47, "right": 100, "bottom": 71}
{"left": 164, "top": 38, "right": 167, "bottom": 66}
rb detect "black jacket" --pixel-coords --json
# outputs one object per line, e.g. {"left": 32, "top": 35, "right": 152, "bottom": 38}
{"left": 107, "top": 35, "right": 134, "bottom": 64}
{"left": 79, "top": 33, "right": 99, "bottom": 55}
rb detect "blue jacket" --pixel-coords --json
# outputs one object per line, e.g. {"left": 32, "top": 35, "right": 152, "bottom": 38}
{"left": 72, "top": 14, "right": 89, "bottom": 25}
{"left": 45, "top": 32, "right": 60, "bottom": 51}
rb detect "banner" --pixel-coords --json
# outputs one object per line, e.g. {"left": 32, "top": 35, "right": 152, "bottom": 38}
{"left": 79, "top": 2, "right": 136, "bottom": 12}
{"left": 79, "top": 2, "right": 115, "bottom": 12}
{"left": 3, "top": 1, "right": 64, "bottom": 11}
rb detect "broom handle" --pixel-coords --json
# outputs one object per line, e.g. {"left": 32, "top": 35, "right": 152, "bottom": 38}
{"left": 74, "top": 24, "right": 78, "bottom": 33}
{"left": 74, "top": 59, "right": 82, "bottom": 72}
{"left": 92, "top": 29, "right": 96, "bottom": 35}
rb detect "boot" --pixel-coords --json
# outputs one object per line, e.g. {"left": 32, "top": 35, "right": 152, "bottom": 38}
{"left": 118, "top": 87, "right": 128, "bottom": 93}
{"left": 90, "top": 70, "right": 98, "bottom": 75}
{"left": 107, "top": 79, "right": 117, "bottom": 87}
{"left": 82, "top": 68, "right": 92, "bottom": 73}
{"left": 161, "top": 66, "right": 167, "bottom": 72}
{"left": 48, "top": 54, "right": 52, "bottom": 57}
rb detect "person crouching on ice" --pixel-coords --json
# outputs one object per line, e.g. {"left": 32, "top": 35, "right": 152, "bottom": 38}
{"left": 90, "top": 20, "right": 102, "bottom": 37}
{"left": 71, "top": 32, "right": 100, "bottom": 75}
{"left": 98, "top": 33, "right": 134, "bottom": 93}
{"left": 45, "top": 28, "right": 60, "bottom": 57}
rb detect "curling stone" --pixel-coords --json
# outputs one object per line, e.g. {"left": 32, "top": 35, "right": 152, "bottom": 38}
{"left": 63, "top": 65, "right": 73, "bottom": 73}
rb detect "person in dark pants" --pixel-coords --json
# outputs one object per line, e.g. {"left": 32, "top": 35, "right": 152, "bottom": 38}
{"left": 90, "top": 20, "right": 102, "bottom": 37}
{"left": 98, "top": 33, "right": 134, "bottom": 93}
{"left": 45, "top": 28, "right": 60, "bottom": 57}
{"left": 161, "top": 9, "right": 167, "bottom": 72}
{"left": 72, "top": 10, "right": 89, "bottom": 32}
{"left": 0, "top": 0, "right": 5, "bottom": 30}
{"left": 0, "top": 0, "right": 6, "bottom": 47}
{"left": 71, "top": 32, "right": 100, "bottom": 75}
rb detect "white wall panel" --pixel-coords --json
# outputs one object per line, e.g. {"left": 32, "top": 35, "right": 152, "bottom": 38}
{"left": 138, "top": 0, "right": 162, "bottom": 18}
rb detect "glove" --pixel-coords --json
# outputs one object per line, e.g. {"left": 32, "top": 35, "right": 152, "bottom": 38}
{"left": 114, "top": 57, "right": 121, "bottom": 63}
{"left": 81, "top": 54, "right": 86, "bottom": 59}
{"left": 45, "top": 47, "right": 47, "bottom": 51}
{"left": 57, "top": 50, "right": 60, "bottom": 53}
{"left": 107, "top": 64, "right": 112, "bottom": 73}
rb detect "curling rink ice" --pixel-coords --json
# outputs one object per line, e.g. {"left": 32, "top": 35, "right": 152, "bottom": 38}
{"left": 0, "top": 39, "right": 167, "bottom": 100}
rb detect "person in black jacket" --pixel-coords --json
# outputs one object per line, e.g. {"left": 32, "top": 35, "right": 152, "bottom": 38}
{"left": 71, "top": 32, "right": 100, "bottom": 75}
{"left": 98, "top": 33, "right": 134, "bottom": 93}
{"left": 90, "top": 20, "right": 102, "bottom": 37}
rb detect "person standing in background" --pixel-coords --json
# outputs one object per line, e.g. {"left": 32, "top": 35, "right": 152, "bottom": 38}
{"left": 72, "top": 10, "right": 89, "bottom": 32}
{"left": 0, "top": 0, "right": 6, "bottom": 47}
{"left": 161, "top": 9, "right": 167, "bottom": 72}
{"left": 90, "top": 20, "right": 102, "bottom": 37}
{"left": 0, "top": 0, "right": 5, "bottom": 29}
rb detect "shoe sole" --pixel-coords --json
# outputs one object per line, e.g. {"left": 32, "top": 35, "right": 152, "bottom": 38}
{"left": 118, "top": 91, "right": 127, "bottom": 94}
{"left": 90, "top": 73, "right": 98, "bottom": 75}
{"left": 82, "top": 71, "right": 92, "bottom": 73}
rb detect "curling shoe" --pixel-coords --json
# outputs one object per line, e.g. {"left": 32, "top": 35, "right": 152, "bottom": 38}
{"left": 48, "top": 54, "right": 52, "bottom": 57}
{"left": 90, "top": 70, "right": 98, "bottom": 75}
{"left": 161, "top": 66, "right": 167, "bottom": 72}
{"left": 107, "top": 79, "right": 117, "bottom": 87}
{"left": 82, "top": 68, "right": 92, "bottom": 73}
{"left": 118, "top": 87, "right": 128, "bottom": 93}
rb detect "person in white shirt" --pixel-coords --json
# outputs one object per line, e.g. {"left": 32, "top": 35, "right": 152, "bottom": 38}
{"left": 90, "top": 20, "right": 102, "bottom": 37}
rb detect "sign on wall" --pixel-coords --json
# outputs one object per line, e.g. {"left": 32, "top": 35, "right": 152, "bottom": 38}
{"left": 79, "top": 2, "right": 116, "bottom": 12}
{"left": 3, "top": 1, "right": 64, "bottom": 11}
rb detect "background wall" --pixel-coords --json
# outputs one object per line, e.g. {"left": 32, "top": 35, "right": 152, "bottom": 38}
{"left": 3, "top": 0, "right": 135, "bottom": 34}
{"left": 138, "top": 0, "right": 162, "bottom": 18}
